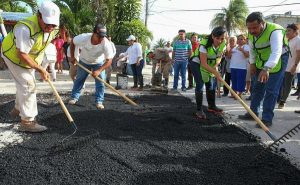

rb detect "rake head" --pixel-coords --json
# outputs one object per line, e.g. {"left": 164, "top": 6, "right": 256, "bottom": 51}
{"left": 256, "top": 123, "right": 300, "bottom": 159}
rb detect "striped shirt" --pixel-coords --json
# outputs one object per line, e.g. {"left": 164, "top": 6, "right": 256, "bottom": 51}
{"left": 173, "top": 39, "right": 192, "bottom": 62}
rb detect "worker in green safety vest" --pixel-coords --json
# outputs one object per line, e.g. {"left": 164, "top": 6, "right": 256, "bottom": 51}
{"left": 193, "top": 26, "right": 227, "bottom": 119}
{"left": 1, "top": 1, "right": 60, "bottom": 132}
{"left": 238, "top": 12, "right": 289, "bottom": 127}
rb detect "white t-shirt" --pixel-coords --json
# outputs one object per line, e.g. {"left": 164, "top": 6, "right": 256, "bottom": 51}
{"left": 14, "top": 24, "right": 49, "bottom": 54}
{"left": 44, "top": 43, "right": 57, "bottom": 62}
{"left": 286, "top": 36, "right": 300, "bottom": 73}
{"left": 124, "top": 42, "right": 143, "bottom": 65}
{"left": 67, "top": 45, "right": 80, "bottom": 61}
{"left": 73, "top": 33, "right": 114, "bottom": 65}
{"left": 229, "top": 44, "right": 250, "bottom": 70}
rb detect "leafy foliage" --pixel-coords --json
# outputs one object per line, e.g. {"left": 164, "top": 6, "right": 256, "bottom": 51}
{"left": 153, "top": 38, "right": 167, "bottom": 49}
{"left": 0, "top": 0, "right": 37, "bottom": 12}
{"left": 210, "top": 0, "right": 249, "bottom": 36}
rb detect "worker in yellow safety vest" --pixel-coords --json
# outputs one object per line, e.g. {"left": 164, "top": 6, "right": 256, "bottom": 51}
{"left": 238, "top": 12, "right": 289, "bottom": 127}
{"left": 1, "top": 1, "right": 60, "bottom": 132}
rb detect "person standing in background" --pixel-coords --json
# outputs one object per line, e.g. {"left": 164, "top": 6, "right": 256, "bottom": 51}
{"left": 53, "top": 35, "right": 65, "bottom": 74}
{"left": 187, "top": 33, "right": 199, "bottom": 89}
{"left": 172, "top": 29, "right": 192, "bottom": 92}
{"left": 105, "top": 35, "right": 116, "bottom": 85}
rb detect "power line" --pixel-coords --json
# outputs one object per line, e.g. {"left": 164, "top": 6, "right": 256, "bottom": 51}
{"left": 263, "top": 0, "right": 288, "bottom": 13}
{"left": 152, "top": 2, "right": 300, "bottom": 13}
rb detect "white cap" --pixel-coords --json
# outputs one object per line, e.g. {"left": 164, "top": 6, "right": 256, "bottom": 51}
{"left": 39, "top": 1, "right": 60, "bottom": 26}
{"left": 126, "top": 35, "right": 136, "bottom": 41}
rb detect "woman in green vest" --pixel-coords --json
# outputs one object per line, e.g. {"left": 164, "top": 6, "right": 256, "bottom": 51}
{"left": 195, "top": 26, "right": 227, "bottom": 119}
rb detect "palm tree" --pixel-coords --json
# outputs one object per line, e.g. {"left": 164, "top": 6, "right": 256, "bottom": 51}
{"left": 210, "top": 0, "right": 248, "bottom": 36}
{"left": 153, "top": 38, "right": 167, "bottom": 49}
{"left": 0, "top": 0, "right": 37, "bottom": 12}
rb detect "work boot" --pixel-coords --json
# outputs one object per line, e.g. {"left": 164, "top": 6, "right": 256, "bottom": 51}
{"left": 238, "top": 112, "right": 255, "bottom": 120}
{"left": 206, "top": 90, "right": 223, "bottom": 113}
{"left": 9, "top": 107, "right": 20, "bottom": 118}
{"left": 195, "top": 92, "right": 206, "bottom": 119}
{"left": 163, "top": 78, "right": 169, "bottom": 88}
{"left": 18, "top": 120, "right": 47, "bottom": 133}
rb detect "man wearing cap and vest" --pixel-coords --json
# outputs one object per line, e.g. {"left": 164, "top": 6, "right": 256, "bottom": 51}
{"left": 238, "top": 12, "right": 289, "bottom": 127}
{"left": 68, "top": 24, "right": 114, "bottom": 110}
{"left": 1, "top": 1, "right": 60, "bottom": 132}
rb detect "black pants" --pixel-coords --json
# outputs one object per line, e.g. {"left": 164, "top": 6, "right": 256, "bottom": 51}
{"left": 130, "top": 59, "right": 144, "bottom": 87}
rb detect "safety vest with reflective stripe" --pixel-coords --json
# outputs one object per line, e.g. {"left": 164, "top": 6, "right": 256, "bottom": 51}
{"left": 248, "top": 22, "right": 288, "bottom": 73}
{"left": 200, "top": 38, "right": 226, "bottom": 75}
{"left": 2, "top": 15, "right": 58, "bottom": 69}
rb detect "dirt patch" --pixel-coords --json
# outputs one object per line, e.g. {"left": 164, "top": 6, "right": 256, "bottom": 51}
{"left": 0, "top": 93, "right": 299, "bottom": 185}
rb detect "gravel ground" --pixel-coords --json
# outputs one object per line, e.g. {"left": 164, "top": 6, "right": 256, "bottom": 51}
{"left": 0, "top": 93, "right": 300, "bottom": 185}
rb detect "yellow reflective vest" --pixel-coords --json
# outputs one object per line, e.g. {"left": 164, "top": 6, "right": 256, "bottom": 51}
{"left": 248, "top": 22, "right": 288, "bottom": 73}
{"left": 2, "top": 15, "right": 58, "bottom": 69}
{"left": 200, "top": 38, "right": 226, "bottom": 82}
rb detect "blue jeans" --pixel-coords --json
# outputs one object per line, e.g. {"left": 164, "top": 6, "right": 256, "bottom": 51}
{"left": 71, "top": 60, "right": 106, "bottom": 104}
{"left": 173, "top": 61, "right": 188, "bottom": 89}
{"left": 250, "top": 53, "right": 288, "bottom": 122}
{"left": 189, "top": 61, "right": 204, "bottom": 93}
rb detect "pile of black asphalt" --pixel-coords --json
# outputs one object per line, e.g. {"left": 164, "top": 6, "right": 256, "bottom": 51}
{"left": 0, "top": 93, "right": 300, "bottom": 185}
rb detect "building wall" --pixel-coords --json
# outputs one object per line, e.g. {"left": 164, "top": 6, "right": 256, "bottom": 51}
{"left": 265, "top": 16, "right": 300, "bottom": 29}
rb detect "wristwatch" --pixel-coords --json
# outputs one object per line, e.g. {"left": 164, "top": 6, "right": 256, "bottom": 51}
{"left": 263, "top": 66, "right": 271, "bottom": 72}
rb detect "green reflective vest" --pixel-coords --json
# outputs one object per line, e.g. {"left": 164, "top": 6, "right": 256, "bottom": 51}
{"left": 248, "top": 22, "right": 288, "bottom": 73}
{"left": 2, "top": 15, "right": 58, "bottom": 69}
{"left": 200, "top": 38, "right": 226, "bottom": 82}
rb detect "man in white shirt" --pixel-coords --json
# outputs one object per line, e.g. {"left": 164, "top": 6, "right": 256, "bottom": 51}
{"left": 278, "top": 24, "right": 300, "bottom": 109}
{"left": 238, "top": 12, "right": 289, "bottom": 127}
{"left": 123, "top": 35, "right": 144, "bottom": 90}
{"left": 68, "top": 24, "right": 114, "bottom": 110}
{"left": 1, "top": 1, "right": 60, "bottom": 132}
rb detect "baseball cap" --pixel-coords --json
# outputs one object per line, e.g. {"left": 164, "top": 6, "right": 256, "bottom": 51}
{"left": 93, "top": 24, "right": 107, "bottom": 37}
{"left": 39, "top": 1, "right": 60, "bottom": 26}
{"left": 126, "top": 35, "right": 136, "bottom": 41}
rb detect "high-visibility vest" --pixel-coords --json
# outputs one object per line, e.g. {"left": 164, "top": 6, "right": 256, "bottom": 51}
{"left": 200, "top": 38, "right": 226, "bottom": 77}
{"left": 248, "top": 22, "right": 288, "bottom": 73}
{"left": 2, "top": 15, "right": 58, "bottom": 69}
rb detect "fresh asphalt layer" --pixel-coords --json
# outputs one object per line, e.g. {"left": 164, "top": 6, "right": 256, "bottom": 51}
{"left": 0, "top": 64, "right": 300, "bottom": 184}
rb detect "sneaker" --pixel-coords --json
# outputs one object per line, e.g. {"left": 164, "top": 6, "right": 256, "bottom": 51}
{"left": 245, "top": 96, "right": 251, "bottom": 101}
{"left": 238, "top": 112, "right": 255, "bottom": 120}
{"left": 9, "top": 107, "right": 20, "bottom": 118}
{"left": 18, "top": 120, "right": 47, "bottom": 133}
{"left": 68, "top": 99, "right": 77, "bottom": 105}
{"left": 278, "top": 102, "right": 285, "bottom": 109}
{"left": 291, "top": 91, "right": 300, "bottom": 96}
{"left": 182, "top": 88, "right": 187, "bottom": 92}
{"left": 187, "top": 86, "right": 193, "bottom": 90}
{"left": 222, "top": 94, "right": 228, "bottom": 97}
{"left": 96, "top": 103, "right": 104, "bottom": 110}
{"left": 256, "top": 120, "right": 272, "bottom": 128}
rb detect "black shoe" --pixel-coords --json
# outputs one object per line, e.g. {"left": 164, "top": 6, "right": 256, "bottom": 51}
{"left": 238, "top": 113, "right": 255, "bottom": 120}
{"left": 278, "top": 101, "right": 285, "bottom": 109}
{"left": 295, "top": 110, "right": 300, "bottom": 114}
{"left": 291, "top": 91, "right": 300, "bottom": 96}
{"left": 245, "top": 96, "right": 251, "bottom": 101}
{"left": 207, "top": 106, "right": 223, "bottom": 113}
{"left": 187, "top": 86, "right": 193, "bottom": 90}
{"left": 256, "top": 120, "right": 272, "bottom": 128}
{"left": 222, "top": 93, "right": 228, "bottom": 97}
{"left": 182, "top": 88, "right": 187, "bottom": 92}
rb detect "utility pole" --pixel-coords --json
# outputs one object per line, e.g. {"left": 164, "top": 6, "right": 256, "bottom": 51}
{"left": 145, "top": 0, "right": 149, "bottom": 27}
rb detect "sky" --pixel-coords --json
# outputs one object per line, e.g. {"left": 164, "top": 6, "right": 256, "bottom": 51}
{"left": 141, "top": 0, "right": 300, "bottom": 44}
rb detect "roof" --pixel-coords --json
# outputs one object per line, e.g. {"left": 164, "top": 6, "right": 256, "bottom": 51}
{"left": 265, "top": 14, "right": 300, "bottom": 19}
{"left": 1, "top": 12, "right": 33, "bottom": 22}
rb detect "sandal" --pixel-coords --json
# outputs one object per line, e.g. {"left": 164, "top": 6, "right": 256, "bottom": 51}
{"left": 195, "top": 110, "right": 207, "bottom": 119}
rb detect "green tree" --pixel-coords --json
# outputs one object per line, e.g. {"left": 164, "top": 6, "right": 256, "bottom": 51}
{"left": 0, "top": 0, "right": 37, "bottom": 12}
{"left": 153, "top": 38, "right": 167, "bottom": 49}
{"left": 115, "top": 19, "right": 152, "bottom": 48}
{"left": 210, "top": 0, "right": 249, "bottom": 36}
